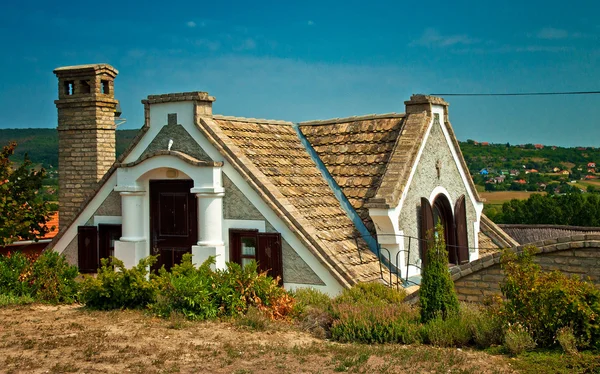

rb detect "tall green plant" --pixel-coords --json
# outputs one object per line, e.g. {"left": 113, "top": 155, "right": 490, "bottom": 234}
{"left": 419, "top": 223, "right": 459, "bottom": 323}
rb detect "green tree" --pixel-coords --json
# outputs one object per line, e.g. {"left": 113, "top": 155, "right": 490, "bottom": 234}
{"left": 0, "top": 142, "right": 53, "bottom": 245}
{"left": 419, "top": 223, "right": 459, "bottom": 323}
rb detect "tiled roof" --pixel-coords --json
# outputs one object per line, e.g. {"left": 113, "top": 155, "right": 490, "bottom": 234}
{"left": 498, "top": 224, "right": 600, "bottom": 245}
{"left": 198, "top": 115, "right": 394, "bottom": 287}
{"left": 43, "top": 212, "right": 60, "bottom": 239}
{"left": 298, "top": 114, "right": 405, "bottom": 234}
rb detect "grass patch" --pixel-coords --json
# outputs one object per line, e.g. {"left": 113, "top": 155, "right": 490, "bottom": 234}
{"left": 0, "top": 294, "right": 35, "bottom": 307}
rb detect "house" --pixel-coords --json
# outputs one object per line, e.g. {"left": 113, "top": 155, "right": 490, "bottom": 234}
{"left": 588, "top": 162, "right": 596, "bottom": 169}
{"left": 479, "top": 169, "right": 489, "bottom": 176}
{"left": 481, "top": 142, "right": 489, "bottom": 146}
{"left": 552, "top": 167, "right": 560, "bottom": 173}
{"left": 509, "top": 169, "right": 519, "bottom": 177}
{"left": 0, "top": 212, "right": 59, "bottom": 256}
{"left": 493, "top": 176, "right": 506, "bottom": 184}
{"left": 525, "top": 169, "right": 539, "bottom": 174}
{"left": 534, "top": 144, "right": 544, "bottom": 149}
{"left": 561, "top": 170, "right": 570, "bottom": 175}
{"left": 514, "top": 179, "right": 527, "bottom": 184}
{"left": 48, "top": 64, "right": 486, "bottom": 295}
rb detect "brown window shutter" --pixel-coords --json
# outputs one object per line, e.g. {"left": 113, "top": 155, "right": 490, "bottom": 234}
{"left": 229, "top": 230, "right": 242, "bottom": 265}
{"left": 257, "top": 233, "right": 283, "bottom": 283}
{"left": 78, "top": 226, "right": 98, "bottom": 273}
{"left": 454, "top": 195, "right": 470, "bottom": 264}
{"left": 420, "top": 197, "right": 434, "bottom": 271}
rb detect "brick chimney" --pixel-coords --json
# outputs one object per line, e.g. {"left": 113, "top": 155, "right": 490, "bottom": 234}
{"left": 53, "top": 64, "right": 119, "bottom": 231}
{"left": 404, "top": 94, "right": 449, "bottom": 115}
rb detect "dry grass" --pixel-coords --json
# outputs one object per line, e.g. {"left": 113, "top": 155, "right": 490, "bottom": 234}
{"left": 0, "top": 304, "right": 517, "bottom": 373}
{"left": 481, "top": 191, "right": 546, "bottom": 205}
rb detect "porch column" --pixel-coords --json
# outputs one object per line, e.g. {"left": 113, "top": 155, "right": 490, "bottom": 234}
{"left": 114, "top": 188, "right": 147, "bottom": 268}
{"left": 191, "top": 187, "right": 225, "bottom": 269}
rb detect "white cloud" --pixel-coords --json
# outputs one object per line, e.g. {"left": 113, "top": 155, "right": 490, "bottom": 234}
{"left": 410, "top": 28, "right": 479, "bottom": 48}
{"left": 535, "top": 27, "right": 569, "bottom": 40}
{"left": 186, "top": 21, "right": 197, "bottom": 28}
{"left": 234, "top": 38, "right": 257, "bottom": 51}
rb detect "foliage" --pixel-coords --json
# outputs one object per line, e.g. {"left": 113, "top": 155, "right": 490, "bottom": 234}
{"left": 420, "top": 311, "right": 472, "bottom": 347}
{"left": 419, "top": 224, "right": 459, "bottom": 323}
{"left": 152, "top": 254, "right": 292, "bottom": 321}
{"left": 334, "top": 282, "right": 406, "bottom": 305}
{"left": 0, "top": 251, "right": 78, "bottom": 304}
{"left": 80, "top": 256, "right": 158, "bottom": 310}
{"left": 330, "top": 302, "right": 421, "bottom": 344}
{"left": 30, "top": 250, "right": 79, "bottom": 303}
{"left": 0, "top": 251, "right": 34, "bottom": 297}
{"left": 0, "top": 293, "right": 35, "bottom": 306}
{"left": 494, "top": 192, "right": 600, "bottom": 226}
{"left": 292, "top": 288, "right": 334, "bottom": 338}
{"left": 504, "top": 323, "right": 536, "bottom": 355}
{"left": 556, "top": 326, "right": 578, "bottom": 355}
{"left": 500, "top": 246, "right": 600, "bottom": 348}
{"left": 0, "top": 142, "right": 53, "bottom": 245}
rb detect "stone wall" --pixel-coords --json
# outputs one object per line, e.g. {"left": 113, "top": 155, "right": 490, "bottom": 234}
{"left": 399, "top": 115, "right": 477, "bottom": 265}
{"left": 453, "top": 235, "right": 600, "bottom": 303}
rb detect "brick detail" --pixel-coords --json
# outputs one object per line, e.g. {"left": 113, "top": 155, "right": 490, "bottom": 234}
{"left": 452, "top": 237, "right": 600, "bottom": 303}
{"left": 54, "top": 64, "right": 119, "bottom": 231}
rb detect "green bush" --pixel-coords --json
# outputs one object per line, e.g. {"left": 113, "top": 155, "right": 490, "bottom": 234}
{"left": 0, "top": 251, "right": 34, "bottom": 297}
{"left": 501, "top": 246, "right": 600, "bottom": 348}
{"left": 152, "top": 255, "right": 218, "bottom": 320}
{"left": 463, "top": 303, "right": 504, "bottom": 348}
{"left": 30, "top": 251, "right": 79, "bottom": 304}
{"left": 292, "top": 288, "right": 334, "bottom": 339}
{"left": 331, "top": 302, "right": 421, "bottom": 344}
{"left": 419, "top": 224, "right": 459, "bottom": 323}
{"left": 504, "top": 323, "right": 536, "bottom": 355}
{"left": 556, "top": 326, "right": 578, "bottom": 355}
{"left": 80, "top": 256, "right": 157, "bottom": 310}
{"left": 421, "top": 309, "right": 472, "bottom": 347}
{"left": 334, "top": 282, "right": 406, "bottom": 306}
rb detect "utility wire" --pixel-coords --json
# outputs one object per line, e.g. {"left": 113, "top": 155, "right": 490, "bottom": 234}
{"left": 430, "top": 91, "right": 600, "bottom": 97}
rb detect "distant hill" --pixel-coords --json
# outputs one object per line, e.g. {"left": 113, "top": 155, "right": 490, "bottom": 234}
{"left": 0, "top": 129, "right": 140, "bottom": 167}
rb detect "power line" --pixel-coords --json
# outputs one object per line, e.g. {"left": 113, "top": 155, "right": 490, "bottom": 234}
{"left": 430, "top": 91, "right": 600, "bottom": 97}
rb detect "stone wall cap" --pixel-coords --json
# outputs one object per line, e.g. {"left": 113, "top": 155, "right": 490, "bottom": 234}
{"left": 143, "top": 92, "right": 216, "bottom": 104}
{"left": 404, "top": 94, "right": 449, "bottom": 107}
{"left": 53, "top": 63, "right": 118, "bottom": 75}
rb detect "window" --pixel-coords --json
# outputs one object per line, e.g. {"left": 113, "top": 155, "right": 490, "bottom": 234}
{"left": 77, "top": 224, "right": 122, "bottom": 273}
{"left": 80, "top": 80, "right": 91, "bottom": 94}
{"left": 64, "top": 80, "right": 74, "bottom": 96}
{"left": 101, "top": 80, "right": 110, "bottom": 94}
{"left": 229, "top": 229, "right": 283, "bottom": 282}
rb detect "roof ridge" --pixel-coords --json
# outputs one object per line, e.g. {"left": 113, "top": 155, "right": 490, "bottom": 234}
{"left": 213, "top": 114, "right": 293, "bottom": 125}
{"left": 299, "top": 113, "right": 405, "bottom": 126}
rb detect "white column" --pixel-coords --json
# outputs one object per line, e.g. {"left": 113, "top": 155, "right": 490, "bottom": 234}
{"left": 114, "top": 189, "right": 147, "bottom": 268}
{"left": 191, "top": 187, "right": 225, "bottom": 270}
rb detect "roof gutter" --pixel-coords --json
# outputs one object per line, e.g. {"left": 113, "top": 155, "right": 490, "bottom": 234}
{"left": 293, "top": 124, "right": 380, "bottom": 256}
{"left": 5, "top": 239, "right": 53, "bottom": 247}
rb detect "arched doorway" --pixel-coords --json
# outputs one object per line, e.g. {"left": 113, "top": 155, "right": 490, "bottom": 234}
{"left": 420, "top": 194, "right": 469, "bottom": 269}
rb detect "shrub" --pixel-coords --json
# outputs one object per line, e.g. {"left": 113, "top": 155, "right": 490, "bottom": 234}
{"left": 80, "top": 256, "right": 157, "bottom": 310}
{"left": 0, "top": 293, "right": 35, "bottom": 307}
{"left": 152, "top": 255, "right": 218, "bottom": 320}
{"left": 331, "top": 302, "right": 421, "bottom": 344}
{"left": 501, "top": 246, "right": 600, "bottom": 348}
{"left": 419, "top": 224, "right": 459, "bottom": 323}
{"left": 464, "top": 302, "right": 504, "bottom": 348}
{"left": 293, "top": 288, "right": 334, "bottom": 338}
{"left": 504, "top": 323, "right": 536, "bottom": 355}
{"left": 30, "top": 251, "right": 79, "bottom": 304}
{"left": 0, "top": 251, "right": 35, "bottom": 297}
{"left": 556, "top": 326, "right": 578, "bottom": 355}
{"left": 236, "top": 306, "right": 270, "bottom": 331}
{"left": 421, "top": 309, "right": 472, "bottom": 347}
{"left": 334, "top": 282, "right": 406, "bottom": 306}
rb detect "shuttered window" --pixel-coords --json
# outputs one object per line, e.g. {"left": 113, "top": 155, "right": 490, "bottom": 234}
{"left": 420, "top": 197, "right": 435, "bottom": 271}
{"left": 78, "top": 226, "right": 98, "bottom": 273}
{"left": 229, "top": 229, "right": 283, "bottom": 282}
{"left": 454, "top": 195, "right": 469, "bottom": 264}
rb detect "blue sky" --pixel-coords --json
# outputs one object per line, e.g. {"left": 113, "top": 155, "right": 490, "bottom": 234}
{"left": 1, "top": 0, "right": 599, "bottom": 146}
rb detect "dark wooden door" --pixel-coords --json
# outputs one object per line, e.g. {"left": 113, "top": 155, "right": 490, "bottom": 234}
{"left": 454, "top": 195, "right": 469, "bottom": 264}
{"left": 150, "top": 180, "right": 197, "bottom": 272}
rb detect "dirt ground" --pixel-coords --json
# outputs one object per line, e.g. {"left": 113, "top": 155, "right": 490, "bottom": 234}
{"left": 0, "top": 304, "right": 516, "bottom": 374}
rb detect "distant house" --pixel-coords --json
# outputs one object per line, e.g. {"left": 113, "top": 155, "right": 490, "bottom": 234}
{"left": 500, "top": 170, "right": 509, "bottom": 175}
{"left": 553, "top": 167, "right": 561, "bottom": 173}
{"left": 589, "top": 168, "right": 596, "bottom": 174}
{"left": 588, "top": 162, "right": 596, "bottom": 168}
{"left": 481, "top": 142, "right": 489, "bottom": 146}
{"left": 551, "top": 146, "right": 557, "bottom": 150}
{"left": 479, "top": 169, "right": 489, "bottom": 176}
{"left": 534, "top": 144, "right": 544, "bottom": 149}
{"left": 585, "top": 175, "right": 597, "bottom": 180}
{"left": 494, "top": 176, "right": 506, "bottom": 183}
{"left": 0, "top": 212, "right": 59, "bottom": 256}
{"left": 510, "top": 169, "right": 519, "bottom": 176}
{"left": 525, "top": 169, "right": 539, "bottom": 174}
{"left": 514, "top": 179, "right": 527, "bottom": 184}
{"left": 561, "top": 170, "right": 570, "bottom": 175}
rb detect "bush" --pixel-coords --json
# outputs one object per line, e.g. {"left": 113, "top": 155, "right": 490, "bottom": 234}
{"left": 152, "top": 255, "right": 219, "bottom": 320}
{"left": 421, "top": 308, "right": 472, "bottom": 347}
{"left": 504, "top": 323, "right": 536, "bottom": 355}
{"left": 464, "top": 302, "right": 504, "bottom": 348}
{"left": 331, "top": 302, "right": 421, "bottom": 344}
{"left": 292, "top": 288, "right": 334, "bottom": 338}
{"left": 30, "top": 251, "right": 79, "bottom": 304}
{"left": 80, "top": 256, "right": 157, "bottom": 310}
{"left": 419, "top": 224, "right": 459, "bottom": 323}
{"left": 236, "top": 306, "right": 270, "bottom": 331}
{"left": 501, "top": 246, "right": 600, "bottom": 348}
{"left": 556, "top": 326, "right": 578, "bottom": 355}
{"left": 334, "top": 282, "right": 406, "bottom": 306}
{"left": 0, "top": 251, "right": 35, "bottom": 297}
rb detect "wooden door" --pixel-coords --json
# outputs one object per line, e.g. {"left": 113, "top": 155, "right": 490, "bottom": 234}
{"left": 150, "top": 180, "right": 197, "bottom": 272}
